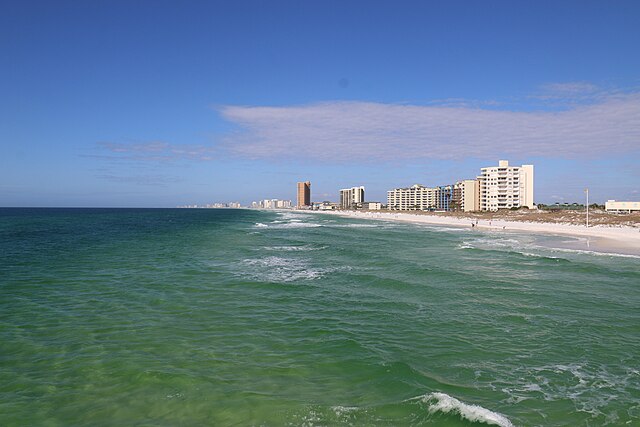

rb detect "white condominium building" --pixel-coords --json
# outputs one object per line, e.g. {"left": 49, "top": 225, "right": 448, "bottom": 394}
{"left": 478, "top": 160, "right": 534, "bottom": 211}
{"left": 387, "top": 184, "right": 437, "bottom": 210}
{"left": 452, "top": 179, "right": 479, "bottom": 212}
{"left": 339, "top": 186, "right": 365, "bottom": 209}
{"left": 605, "top": 200, "right": 640, "bottom": 213}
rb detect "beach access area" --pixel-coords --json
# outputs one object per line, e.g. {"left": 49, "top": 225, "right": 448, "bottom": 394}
{"left": 315, "top": 209, "right": 640, "bottom": 257}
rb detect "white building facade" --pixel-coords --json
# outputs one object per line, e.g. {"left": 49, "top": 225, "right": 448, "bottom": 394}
{"left": 339, "top": 186, "right": 365, "bottom": 209}
{"left": 254, "top": 199, "right": 292, "bottom": 209}
{"left": 478, "top": 160, "right": 534, "bottom": 211}
{"left": 363, "top": 202, "right": 382, "bottom": 210}
{"left": 387, "top": 184, "right": 437, "bottom": 210}
{"left": 605, "top": 200, "right": 640, "bottom": 213}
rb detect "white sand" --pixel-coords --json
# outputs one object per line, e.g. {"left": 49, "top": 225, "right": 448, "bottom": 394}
{"left": 315, "top": 210, "right": 640, "bottom": 256}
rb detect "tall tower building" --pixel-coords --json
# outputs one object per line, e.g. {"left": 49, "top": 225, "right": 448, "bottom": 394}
{"left": 478, "top": 160, "right": 534, "bottom": 211}
{"left": 339, "top": 186, "right": 365, "bottom": 209}
{"left": 297, "top": 181, "right": 311, "bottom": 208}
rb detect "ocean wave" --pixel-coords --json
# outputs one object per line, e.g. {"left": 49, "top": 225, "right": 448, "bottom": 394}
{"left": 548, "top": 247, "right": 640, "bottom": 259}
{"left": 458, "top": 239, "right": 571, "bottom": 262}
{"left": 419, "top": 392, "right": 514, "bottom": 427}
{"left": 291, "top": 392, "right": 515, "bottom": 426}
{"left": 332, "top": 223, "right": 381, "bottom": 228}
{"left": 239, "top": 256, "right": 348, "bottom": 282}
{"left": 263, "top": 245, "right": 326, "bottom": 252}
{"left": 253, "top": 221, "right": 323, "bottom": 229}
{"left": 464, "top": 360, "right": 640, "bottom": 424}
{"left": 270, "top": 222, "right": 323, "bottom": 229}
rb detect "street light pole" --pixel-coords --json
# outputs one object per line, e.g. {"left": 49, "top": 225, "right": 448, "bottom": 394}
{"left": 585, "top": 188, "right": 589, "bottom": 228}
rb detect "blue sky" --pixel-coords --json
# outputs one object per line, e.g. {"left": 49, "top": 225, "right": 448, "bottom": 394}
{"left": 1, "top": 0, "right": 639, "bottom": 207}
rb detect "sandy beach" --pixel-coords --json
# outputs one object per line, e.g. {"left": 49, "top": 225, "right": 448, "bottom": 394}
{"left": 315, "top": 210, "right": 640, "bottom": 256}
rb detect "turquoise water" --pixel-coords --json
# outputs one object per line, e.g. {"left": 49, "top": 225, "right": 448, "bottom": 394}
{"left": 1, "top": 208, "right": 639, "bottom": 426}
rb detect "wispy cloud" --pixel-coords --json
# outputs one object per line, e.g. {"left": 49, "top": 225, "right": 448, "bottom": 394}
{"left": 94, "top": 141, "right": 217, "bottom": 162}
{"left": 219, "top": 90, "right": 640, "bottom": 162}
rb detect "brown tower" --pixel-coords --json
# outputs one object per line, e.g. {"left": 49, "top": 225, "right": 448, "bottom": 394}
{"left": 297, "top": 181, "right": 311, "bottom": 208}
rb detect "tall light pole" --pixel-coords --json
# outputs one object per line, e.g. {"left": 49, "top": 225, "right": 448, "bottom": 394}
{"left": 585, "top": 188, "right": 589, "bottom": 228}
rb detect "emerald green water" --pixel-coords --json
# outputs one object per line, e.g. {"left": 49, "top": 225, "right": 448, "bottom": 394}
{"left": 1, "top": 208, "right": 639, "bottom": 426}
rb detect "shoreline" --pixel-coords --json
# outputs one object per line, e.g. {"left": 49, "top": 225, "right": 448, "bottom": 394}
{"left": 311, "top": 210, "right": 640, "bottom": 257}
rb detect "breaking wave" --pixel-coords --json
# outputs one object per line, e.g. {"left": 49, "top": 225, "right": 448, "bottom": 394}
{"left": 263, "top": 245, "right": 326, "bottom": 252}
{"left": 420, "top": 392, "right": 514, "bottom": 427}
{"left": 289, "top": 392, "right": 515, "bottom": 426}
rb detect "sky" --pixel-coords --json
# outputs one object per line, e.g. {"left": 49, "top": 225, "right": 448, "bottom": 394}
{"left": 1, "top": 0, "right": 639, "bottom": 207}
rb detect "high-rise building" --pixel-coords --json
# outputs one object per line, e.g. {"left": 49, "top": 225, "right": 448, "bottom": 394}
{"left": 297, "top": 181, "right": 311, "bottom": 208}
{"left": 478, "top": 160, "right": 534, "bottom": 211}
{"left": 339, "top": 186, "right": 365, "bottom": 209}
{"left": 436, "top": 185, "right": 453, "bottom": 211}
{"left": 387, "top": 184, "right": 437, "bottom": 210}
{"left": 452, "top": 179, "right": 479, "bottom": 212}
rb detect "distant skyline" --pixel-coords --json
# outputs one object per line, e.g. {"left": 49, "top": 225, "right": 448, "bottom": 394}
{"left": 2, "top": 1, "right": 639, "bottom": 207}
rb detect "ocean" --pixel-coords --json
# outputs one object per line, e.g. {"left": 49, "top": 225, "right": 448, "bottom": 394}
{"left": 1, "top": 208, "right": 638, "bottom": 426}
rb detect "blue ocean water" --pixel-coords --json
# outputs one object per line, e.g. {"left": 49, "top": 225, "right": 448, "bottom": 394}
{"left": 1, "top": 208, "right": 639, "bottom": 426}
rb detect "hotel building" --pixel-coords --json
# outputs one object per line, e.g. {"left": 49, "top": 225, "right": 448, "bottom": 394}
{"left": 478, "top": 160, "right": 534, "bottom": 211}
{"left": 605, "top": 200, "right": 640, "bottom": 213}
{"left": 387, "top": 184, "right": 437, "bottom": 211}
{"left": 339, "top": 186, "right": 365, "bottom": 209}
{"left": 297, "top": 181, "right": 311, "bottom": 208}
{"left": 452, "top": 179, "right": 479, "bottom": 212}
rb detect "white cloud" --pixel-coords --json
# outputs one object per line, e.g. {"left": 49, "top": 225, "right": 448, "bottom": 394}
{"left": 219, "top": 91, "right": 640, "bottom": 162}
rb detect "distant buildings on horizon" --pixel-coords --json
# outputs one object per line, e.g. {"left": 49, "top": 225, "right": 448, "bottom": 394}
{"left": 177, "top": 202, "right": 242, "bottom": 209}
{"left": 287, "top": 160, "right": 536, "bottom": 213}
{"left": 180, "top": 159, "right": 637, "bottom": 213}
{"left": 251, "top": 199, "right": 292, "bottom": 210}
{"left": 387, "top": 160, "right": 534, "bottom": 212}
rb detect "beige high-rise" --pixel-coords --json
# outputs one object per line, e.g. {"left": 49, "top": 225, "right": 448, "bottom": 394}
{"left": 452, "top": 179, "right": 479, "bottom": 212}
{"left": 297, "top": 181, "right": 311, "bottom": 208}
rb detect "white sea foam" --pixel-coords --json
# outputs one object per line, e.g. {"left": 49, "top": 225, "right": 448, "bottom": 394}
{"left": 332, "top": 223, "right": 381, "bottom": 228}
{"left": 240, "top": 256, "right": 348, "bottom": 282}
{"left": 548, "top": 247, "right": 640, "bottom": 259}
{"left": 270, "top": 222, "right": 322, "bottom": 229}
{"left": 253, "top": 221, "right": 322, "bottom": 229}
{"left": 421, "top": 392, "right": 514, "bottom": 427}
{"left": 331, "top": 405, "right": 359, "bottom": 417}
{"left": 264, "top": 245, "right": 326, "bottom": 252}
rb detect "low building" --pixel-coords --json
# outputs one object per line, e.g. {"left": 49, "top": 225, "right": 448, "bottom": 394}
{"left": 315, "top": 201, "right": 338, "bottom": 210}
{"left": 363, "top": 202, "right": 382, "bottom": 210}
{"left": 605, "top": 200, "right": 640, "bottom": 213}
